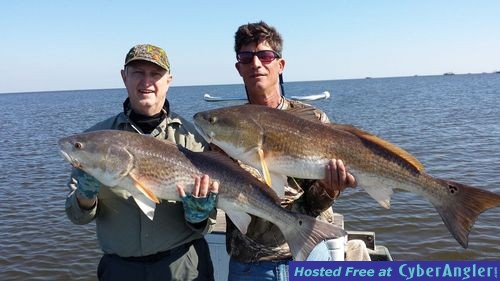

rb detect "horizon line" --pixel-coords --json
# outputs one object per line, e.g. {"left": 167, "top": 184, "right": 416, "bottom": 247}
{"left": 1, "top": 71, "right": 498, "bottom": 95}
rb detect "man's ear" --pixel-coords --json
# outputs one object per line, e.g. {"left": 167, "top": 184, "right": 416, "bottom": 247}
{"left": 278, "top": 58, "right": 286, "bottom": 74}
{"left": 166, "top": 73, "right": 173, "bottom": 84}
{"left": 121, "top": 69, "right": 126, "bottom": 83}
{"left": 235, "top": 63, "right": 243, "bottom": 77}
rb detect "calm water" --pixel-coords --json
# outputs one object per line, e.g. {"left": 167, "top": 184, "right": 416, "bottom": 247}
{"left": 1, "top": 74, "right": 499, "bottom": 280}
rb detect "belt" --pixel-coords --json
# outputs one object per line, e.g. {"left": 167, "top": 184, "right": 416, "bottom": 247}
{"left": 115, "top": 241, "right": 194, "bottom": 263}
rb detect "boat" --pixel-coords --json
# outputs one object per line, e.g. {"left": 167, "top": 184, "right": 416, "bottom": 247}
{"left": 203, "top": 94, "right": 248, "bottom": 102}
{"left": 289, "top": 91, "right": 330, "bottom": 101}
{"left": 443, "top": 72, "right": 455, "bottom": 75}
{"left": 207, "top": 210, "right": 392, "bottom": 281}
{"left": 204, "top": 91, "right": 330, "bottom": 102}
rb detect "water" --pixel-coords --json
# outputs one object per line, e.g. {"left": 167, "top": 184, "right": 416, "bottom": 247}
{"left": 1, "top": 74, "right": 499, "bottom": 280}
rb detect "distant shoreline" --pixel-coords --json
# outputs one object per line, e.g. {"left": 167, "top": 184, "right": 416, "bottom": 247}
{"left": 1, "top": 72, "right": 499, "bottom": 95}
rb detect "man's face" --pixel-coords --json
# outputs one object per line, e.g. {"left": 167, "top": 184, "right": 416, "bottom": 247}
{"left": 121, "top": 61, "right": 172, "bottom": 116}
{"left": 235, "top": 41, "right": 285, "bottom": 98}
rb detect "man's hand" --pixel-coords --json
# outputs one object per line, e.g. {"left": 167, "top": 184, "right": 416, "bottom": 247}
{"left": 319, "top": 159, "right": 357, "bottom": 197}
{"left": 177, "top": 174, "right": 219, "bottom": 223}
{"left": 74, "top": 169, "right": 101, "bottom": 209}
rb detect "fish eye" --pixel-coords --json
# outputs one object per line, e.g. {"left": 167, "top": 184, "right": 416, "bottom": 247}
{"left": 74, "top": 142, "right": 83, "bottom": 149}
{"left": 209, "top": 116, "right": 217, "bottom": 124}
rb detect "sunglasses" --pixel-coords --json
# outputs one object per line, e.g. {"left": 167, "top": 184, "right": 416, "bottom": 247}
{"left": 236, "top": 50, "right": 281, "bottom": 64}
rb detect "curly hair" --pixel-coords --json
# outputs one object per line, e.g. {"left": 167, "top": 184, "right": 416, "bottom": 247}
{"left": 234, "top": 21, "right": 283, "bottom": 55}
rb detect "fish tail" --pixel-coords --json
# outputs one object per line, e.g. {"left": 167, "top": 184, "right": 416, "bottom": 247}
{"left": 283, "top": 213, "right": 347, "bottom": 261}
{"left": 434, "top": 178, "right": 500, "bottom": 248}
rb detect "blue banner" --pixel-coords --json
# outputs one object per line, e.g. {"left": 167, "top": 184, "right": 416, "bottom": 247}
{"left": 289, "top": 261, "right": 499, "bottom": 281}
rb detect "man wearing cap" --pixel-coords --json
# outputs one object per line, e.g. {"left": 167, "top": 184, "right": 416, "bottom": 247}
{"left": 65, "top": 44, "right": 217, "bottom": 281}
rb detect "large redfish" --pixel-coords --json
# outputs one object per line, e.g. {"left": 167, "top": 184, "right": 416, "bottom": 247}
{"left": 58, "top": 130, "right": 346, "bottom": 260}
{"left": 193, "top": 104, "right": 500, "bottom": 248}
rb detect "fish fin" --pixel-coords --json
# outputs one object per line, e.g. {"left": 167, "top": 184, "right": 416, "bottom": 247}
{"left": 129, "top": 173, "right": 160, "bottom": 204}
{"left": 269, "top": 172, "right": 286, "bottom": 198}
{"left": 282, "top": 213, "right": 347, "bottom": 261}
{"left": 363, "top": 185, "right": 393, "bottom": 209}
{"left": 225, "top": 208, "right": 252, "bottom": 235}
{"left": 432, "top": 178, "right": 500, "bottom": 248}
{"left": 285, "top": 107, "right": 324, "bottom": 123}
{"left": 258, "top": 148, "right": 273, "bottom": 188}
{"left": 183, "top": 148, "right": 283, "bottom": 205}
{"left": 132, "top": 195, "right": 156, "bottom": 220}
{"left": 355, "top": 172, "right": 394, "bottom": 209}
{"left": 330, "top": 123, "right": 425, "bottom": 173}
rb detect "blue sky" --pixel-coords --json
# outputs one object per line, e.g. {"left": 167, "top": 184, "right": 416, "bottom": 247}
{"left": 1, "top": 0, "right": 499, "bottom": 93}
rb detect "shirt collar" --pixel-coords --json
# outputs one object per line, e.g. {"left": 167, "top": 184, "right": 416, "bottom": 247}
{"left": 122, "top": 98, "right": 170, "bottom": 117}
{"left": 117, "top": 98, "right": 182, "bottom": 135}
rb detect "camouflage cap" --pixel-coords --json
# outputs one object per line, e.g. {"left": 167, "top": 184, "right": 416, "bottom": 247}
{"left": 124, "top": 44, "right": 170, "bottom": 73}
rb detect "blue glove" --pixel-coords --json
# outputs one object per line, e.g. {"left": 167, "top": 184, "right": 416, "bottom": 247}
{"left": 181, "top": 192, "right": 218, "bottom": 223}
{"left": 75, "top": 169, "right": 101, "bottom": 199}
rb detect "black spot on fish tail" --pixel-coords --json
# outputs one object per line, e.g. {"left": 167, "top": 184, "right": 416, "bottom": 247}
{"left": 433, "top": 178, "right": 500, "bottom": 248}
{"left": 448, "top": 184, "right": 458, "bottom": 194}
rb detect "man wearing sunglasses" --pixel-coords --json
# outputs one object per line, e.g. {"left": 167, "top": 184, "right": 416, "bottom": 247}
{"left": 225, "top": 21, "right": 360, "bottom": 281}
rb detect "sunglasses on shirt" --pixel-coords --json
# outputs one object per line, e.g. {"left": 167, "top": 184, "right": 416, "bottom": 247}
{"left": 236, "top": 50, "right": 281, "bottom": 64}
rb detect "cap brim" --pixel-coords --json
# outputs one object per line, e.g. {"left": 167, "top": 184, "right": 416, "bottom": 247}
{"left": 125, "top": 58, "right": 168, "bottom": 71}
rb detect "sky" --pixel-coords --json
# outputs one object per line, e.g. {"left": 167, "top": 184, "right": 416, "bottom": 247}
{"left": 1, "top": 0, "right": 499, "bottom": 94}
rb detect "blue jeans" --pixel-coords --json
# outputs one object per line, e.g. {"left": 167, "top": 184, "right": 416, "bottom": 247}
{"left": 228, "top": 257, "right": 289, "bottom": 281}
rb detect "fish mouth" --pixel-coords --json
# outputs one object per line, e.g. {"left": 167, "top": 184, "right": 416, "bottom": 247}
{"left": 193, "top": 122, "right": 213, "bottom": 143}
{"left": 199, "top": 129, "right": 214, "bottom": 143}
{"left": 59, "top": 150, "right": 82, "bottom": 169}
